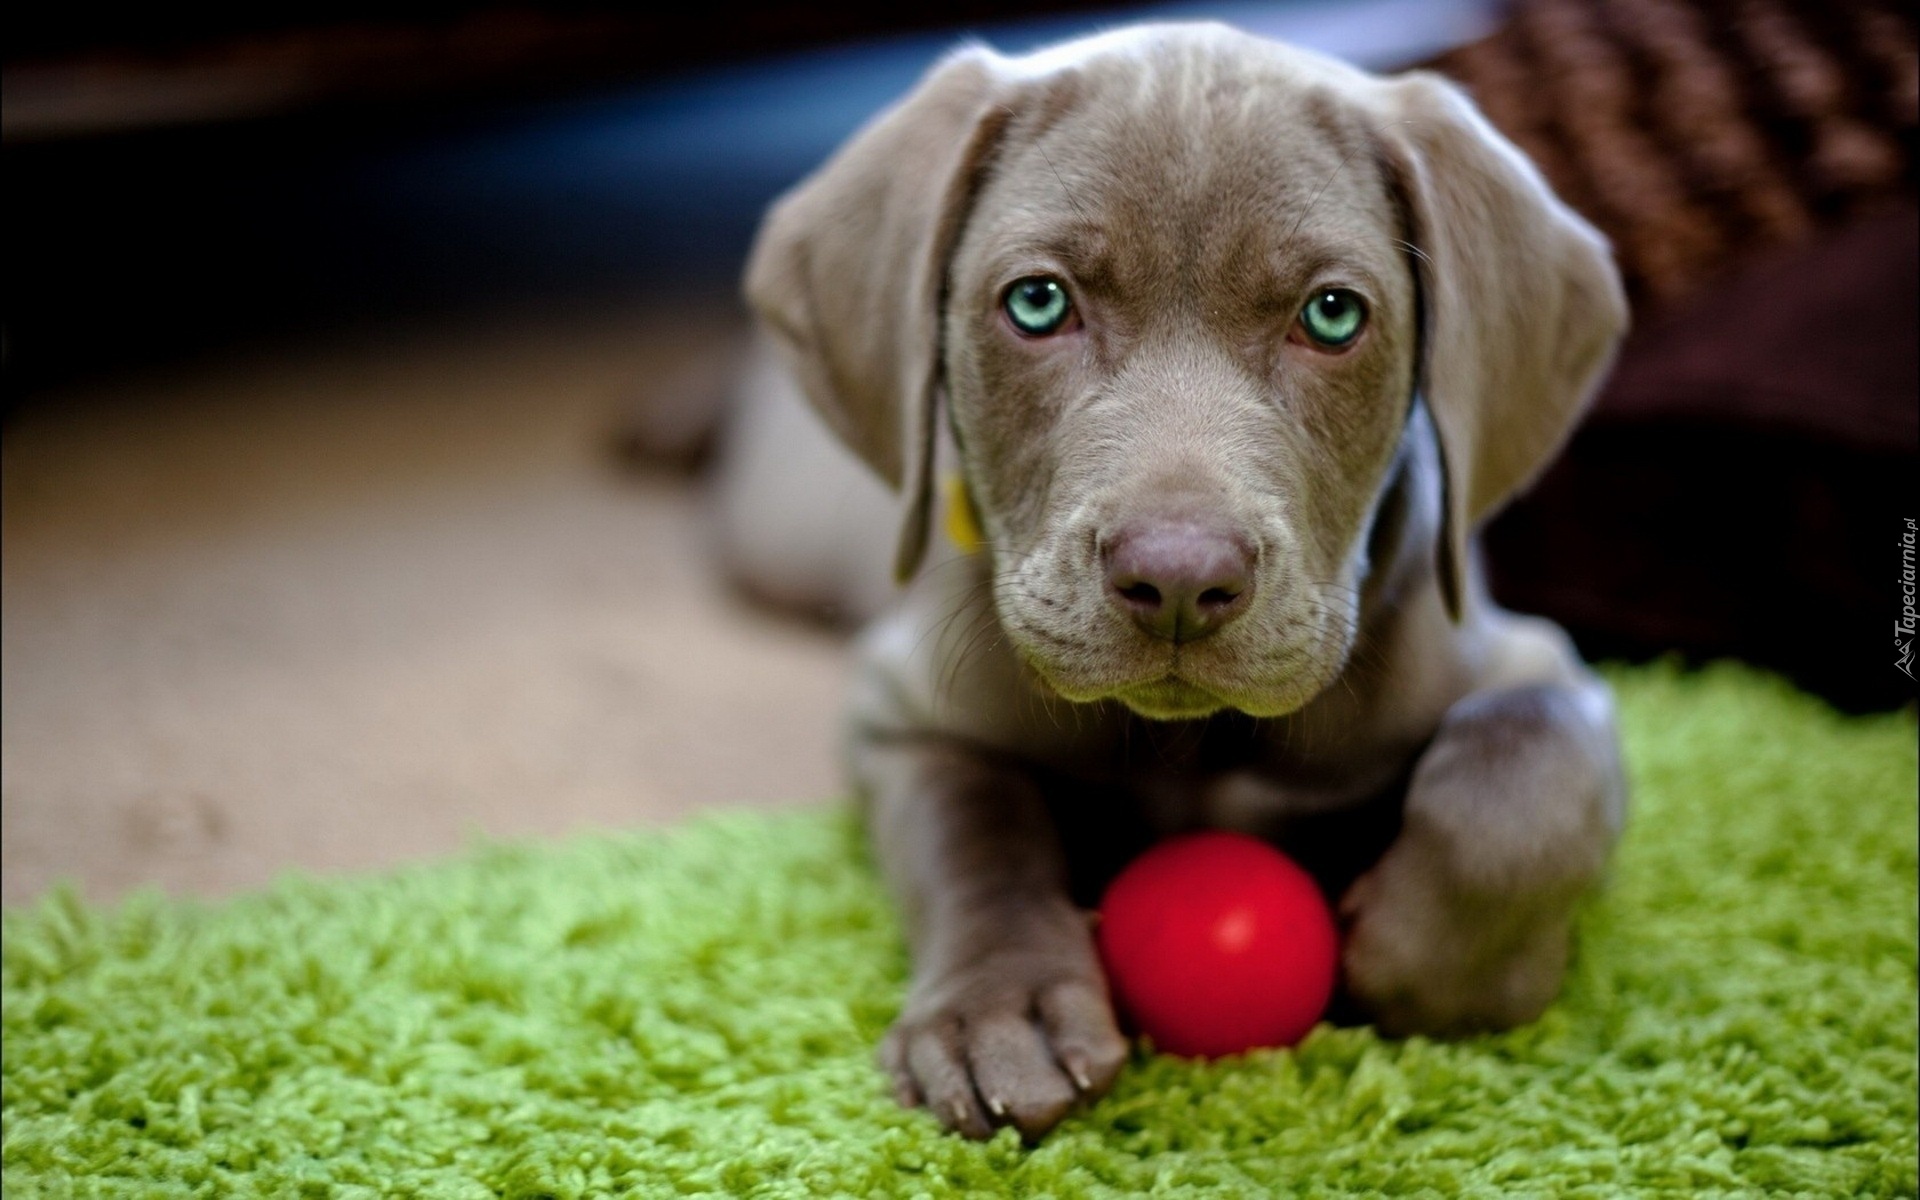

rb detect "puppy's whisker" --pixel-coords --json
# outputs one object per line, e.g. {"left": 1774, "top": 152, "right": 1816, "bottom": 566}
{"left": 1276, "top": 139, "right": 1375, "bottom": 261}
{"left": 1392, "top": 238, "right": 1434, "bottom": 268}
{"left": 913, "top": 577, "right": 995, "bottom": 664}
{"left": 1036, "top": 144, "right": 1093, "bottom": 226}
{"left": 933, "top": 586, "right": 1007, "bottom": 706}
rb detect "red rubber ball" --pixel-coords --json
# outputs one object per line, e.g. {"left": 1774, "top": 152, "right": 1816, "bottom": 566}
{"left": 1097, "top": 831, "right": 1339, "bottom": 1058}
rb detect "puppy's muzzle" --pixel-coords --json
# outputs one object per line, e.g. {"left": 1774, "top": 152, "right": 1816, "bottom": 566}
{"left": 1102, "top": 518, "right": 1255, "bottom": 643}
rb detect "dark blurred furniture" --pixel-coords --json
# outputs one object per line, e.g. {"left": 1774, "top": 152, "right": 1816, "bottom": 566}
{"left": 1, "top": 4, "right": 1120, "bottom": 395}
{"left": 1486, "top": 204, "right": 1917, "bottom": 711}
{"left": 5, "top": 2, "right": 1134, "bottom": 138}
{"left": 1430, "top": 0, "right": 1918, "bottom": 711}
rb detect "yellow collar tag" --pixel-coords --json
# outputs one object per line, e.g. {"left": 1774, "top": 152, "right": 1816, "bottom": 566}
{"left": 943, "top": 473, "right": 985, "bottom": 555}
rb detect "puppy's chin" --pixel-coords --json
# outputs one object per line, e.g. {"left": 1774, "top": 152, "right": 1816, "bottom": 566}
{"left": 1024, "top": 658, "right": 1333, "bottom": 722}
{"left": 1114, "top": 678, "right": 1230, "bottom": 720}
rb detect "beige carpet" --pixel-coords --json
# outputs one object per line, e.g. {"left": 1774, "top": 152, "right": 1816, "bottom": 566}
{"left": 1, "top": 304, "right": 849, "bottom": 904}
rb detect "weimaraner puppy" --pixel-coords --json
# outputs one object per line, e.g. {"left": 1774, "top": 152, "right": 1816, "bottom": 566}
{"left": 734, "top": 22, "right": 1628, "bottom": 1142}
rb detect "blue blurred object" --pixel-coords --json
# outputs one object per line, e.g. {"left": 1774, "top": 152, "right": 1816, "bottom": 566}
{"left": 5, "top": 0, "right": 1496, "bottom": 389}
{"left": 373, "top": 0, "right": 1497, "bottom": 289}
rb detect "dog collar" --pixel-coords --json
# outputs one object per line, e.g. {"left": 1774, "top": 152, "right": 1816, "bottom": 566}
{"left": 943, "top": 473, "right": 985, "bottom": 555}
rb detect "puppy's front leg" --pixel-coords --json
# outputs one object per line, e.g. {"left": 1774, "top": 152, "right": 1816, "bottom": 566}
{"left": 1340, "top": 636, "right": 1626, "bottom": 1036}
{"left": 861, "top": 738, "right": 1127, "bottom": 1141}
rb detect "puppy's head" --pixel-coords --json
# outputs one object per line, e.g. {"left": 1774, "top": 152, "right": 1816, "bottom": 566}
{"left": 748, "top": 24, "right": 1625, "bottom": 720}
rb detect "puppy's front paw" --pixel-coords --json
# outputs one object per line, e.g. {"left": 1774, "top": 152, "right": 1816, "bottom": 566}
{"left": 1338, "top": 837, "right": 1575, "bottom": 1037}
{"left": 879, "top": 955, "right": 1127, "bottom": 1141}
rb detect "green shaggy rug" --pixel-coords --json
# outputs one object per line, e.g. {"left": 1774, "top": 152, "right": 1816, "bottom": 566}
{"left": 4, "top": 663, "right": 1915, "bottom": 1198}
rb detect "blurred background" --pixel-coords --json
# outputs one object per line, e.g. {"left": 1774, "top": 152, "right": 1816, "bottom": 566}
{"left": 4, "top": 0, "right": 1913, "bottom": 902}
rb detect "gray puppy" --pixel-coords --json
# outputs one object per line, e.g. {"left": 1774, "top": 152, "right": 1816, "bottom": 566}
{"left": 735, "top": 22, "right": 1628, "bottom": 1142}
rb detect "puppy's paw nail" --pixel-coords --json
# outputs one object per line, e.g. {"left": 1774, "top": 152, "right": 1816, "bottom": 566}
{"left": 1068, "top": 1063, "right": 1094, "bottom": 1091}
{"left": 986, "top": 1095, "right": 1009, "bottom": 1117}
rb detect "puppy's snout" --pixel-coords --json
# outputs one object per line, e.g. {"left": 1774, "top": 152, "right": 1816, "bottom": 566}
{"left": 1103, "top": 520, "right": 1255, "bottom": 642}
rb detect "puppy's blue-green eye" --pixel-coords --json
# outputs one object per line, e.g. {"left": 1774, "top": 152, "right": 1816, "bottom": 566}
{"left": 1004, "top": 276, "right": 1072, "bottom": 336}
{"left": 1300, "top": 289, "right": 1366, "bottom": 347}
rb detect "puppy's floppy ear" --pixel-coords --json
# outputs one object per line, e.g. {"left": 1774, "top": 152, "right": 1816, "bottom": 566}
{"left": 744, "top": 47, "right": 1011, "bottom": 583}
{"left": 1377, "top": 72, "right": 1627, "bottom": 620}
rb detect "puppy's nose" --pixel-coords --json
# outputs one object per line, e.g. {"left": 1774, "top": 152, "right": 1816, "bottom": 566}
{"left": 1103, "top": 520, "right": 1255, "bottom": 642}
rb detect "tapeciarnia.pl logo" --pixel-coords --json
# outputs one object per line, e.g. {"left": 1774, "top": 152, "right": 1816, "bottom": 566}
{"left": 1899, "top": 518, "right": 1917, "bottom": 680}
